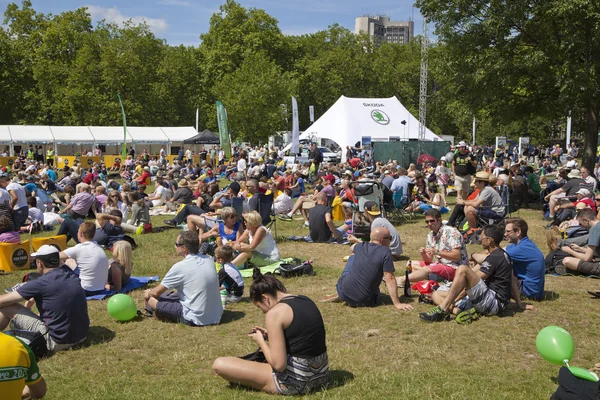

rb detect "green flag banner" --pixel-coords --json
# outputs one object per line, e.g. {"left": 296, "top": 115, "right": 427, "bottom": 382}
{"left": 117, "top": 93, "right": 127, "bottom": 159}
{"left": 216, "top": 100, "right": 231, "bottom": 159}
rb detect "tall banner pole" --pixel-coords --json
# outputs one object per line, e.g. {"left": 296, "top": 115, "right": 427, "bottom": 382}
{"left": 566, "top": 111, "right": 572, "bottom": 147}
{"left": 195, "top": 108, "right": 199, "bottom": 132}
{"left": 216, "top": 101, "right": 231, "bottom": 159}
{"left": 117, "top": 93, "right": 127, "bottom": 159}
{"left": 309, "top": 105, "right": 314, "bottom": 123}
{"left": 291, "top": 97, "right": 300, "bottom": 154}
{"left": 472, "top": 116, "right": 476, "bottom": 145}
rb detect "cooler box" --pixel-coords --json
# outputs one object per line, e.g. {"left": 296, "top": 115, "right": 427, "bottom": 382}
{"left": 31, "top": 235, "right": 67, "bottom": 252}
{"left": 0, "top": 240, "right": 30, "bottom": 272}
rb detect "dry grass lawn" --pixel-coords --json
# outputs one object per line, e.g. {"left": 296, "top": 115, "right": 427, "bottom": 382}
{"left": 1, "top": 188, "right": 599, "bottom": 399}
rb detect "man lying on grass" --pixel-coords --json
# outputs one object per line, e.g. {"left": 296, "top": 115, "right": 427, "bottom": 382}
{"left": 320, "top": 227, "right": 413, "bottom": 311}
{"left": 420, "top": 225, "right": 535, "bottom": 324}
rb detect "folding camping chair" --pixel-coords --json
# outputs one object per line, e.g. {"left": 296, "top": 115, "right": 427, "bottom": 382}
{"left": 258, "top": 192, "right": 277, "bottom": 238}
{"left": 477, "top": 184, "right": 511, "bottom": 228}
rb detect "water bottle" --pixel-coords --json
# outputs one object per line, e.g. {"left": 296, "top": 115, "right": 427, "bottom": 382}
{"left": 220, "top": 289, "right": 227, "bottom": 307}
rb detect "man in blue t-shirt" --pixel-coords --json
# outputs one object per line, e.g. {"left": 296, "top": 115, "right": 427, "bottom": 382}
{"left": 321, "top": 227, "right": 413, "bottom": 311}
{"left": 0, "top": 245, "right": 89, "bottom": 353}
{"left": 504, "top": 218, "right": 545, "bottom": 300}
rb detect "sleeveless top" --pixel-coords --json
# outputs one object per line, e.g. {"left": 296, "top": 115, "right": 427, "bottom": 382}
{"left": 279, "top": 295, "right": 327, "bottom": 357}
{"left": 218, "top": 221, "right": 240, "bottom": 243}
{"left": 249, "top": 226, "right": 279, "bottom": 260}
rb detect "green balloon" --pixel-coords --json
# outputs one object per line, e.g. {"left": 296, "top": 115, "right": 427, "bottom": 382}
{"left": 536, "top": 326, "right": 574, "bottom": 366}
{"left": 107, "top": 294, "right": 137, "bottom": 321}
{"left": 568, "top": 366, "right": 599, "bottom": 382}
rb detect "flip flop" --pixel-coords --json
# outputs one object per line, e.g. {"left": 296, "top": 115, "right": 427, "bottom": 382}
{"left": 587, "top": 290, "right": 600, "bottom": 298}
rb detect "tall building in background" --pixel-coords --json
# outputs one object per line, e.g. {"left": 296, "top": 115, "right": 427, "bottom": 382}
{"left": 354, "top": 16, "right": 414, "bottom": 46}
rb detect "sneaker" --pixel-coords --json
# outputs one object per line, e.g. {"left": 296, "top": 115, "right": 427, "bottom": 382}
{"left": 304, "top": 221, "right": 310, "bottom": 227}
{"left": 135, "top": 225, "right": 144, "bottom": 235}
{"left": 418, "top": 294, "right": 434, "bottom": 305}
{"left": 278, "top": 214, "right": 292, "bottom": 221}
{"left": 543, "top": 216, "right": 553, "bottom": 221}
{"left": 455, "top": 307, "right": 480, "bottom": 325}
{"left": 226, "top": 294, "right": 243, "bottom": 304}
{"left": 5, "top": 282, "right": 25, "bottom": 293}
{"left": 164, "top": 219, "right": 177, "bottom": 226}
{"left": 419, "top": 306, "right": 450, "bottom": 322}
{"left": 553, "top": 264, "right": 567, "bottom": 275}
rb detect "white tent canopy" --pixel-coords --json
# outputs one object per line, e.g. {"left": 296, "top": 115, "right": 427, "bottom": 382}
{"left": 160, "top": 127, "right": 198, "bottom": 143}
{"left": 88, "top": 126, "right": 133, "bottom": 145}
{"left": 8, "top": 125, "right": 55, "bottom": 143}
{"left": 0, "top": 126, "right": 11, "bottom": 143}
{"left": 290, "top": 96, "right": 441, "bottom": 160}
{"left": 127, "top": 127, "right": 169, "bottom": 144}
{"left": 50, "top": 126, "right": 95, "bottom": 144}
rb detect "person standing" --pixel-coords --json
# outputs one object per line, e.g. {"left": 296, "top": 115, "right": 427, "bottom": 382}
{"left": 452, "top": 141, "right": 477, "bottom": 200}
{"left": 309, "top": 143, "right": 323, "bottom": 181}
{"left": 46, "top": 146, "right": 54, "bottom": 167}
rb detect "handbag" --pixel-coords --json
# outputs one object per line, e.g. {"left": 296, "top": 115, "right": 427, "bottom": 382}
{"left": 274, "top": 260, "right": 315, "bottom": 278}
{"left": 239, "top": 348, "right": 267, "bottom": 363}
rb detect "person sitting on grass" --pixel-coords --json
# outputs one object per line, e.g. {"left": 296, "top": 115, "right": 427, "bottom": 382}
{"left": 212, "top": 269, "right": 329, "bottom": 395}
{"left": 0, "top": 331, "right": 48, "bottom": 399}
{"left": 143, "top": 231, "right": 222, "bottom": 326}
{"left": 307, "top": 192, "right": 340, "bottom": 243}
{"left": 559, "top": 208, "right": 600, "bottom": 276}
{"left": 278, "top": 182, "right": 325, "bottom": 224}
{"left": 397, "top": 208, "right": 468, "bottom": 288}
{"left": 121, "top": 192, "right": 150, "bottom": 235}
{"left": 503, "top": 218, "right": 545, "bottom": 300}
{"left": 0, "top": 245, "right": 89, "bottom": 354}
{"left": 0, "top": 215, "right": 20, "bottom": 243}
{"left": 347, "top": 200, "right": 402, "bottom": 258}
{"left": 288, "top": 170, "right": 305, "bottom": 198}
{"left": 194, "top": 207, "right": 242, "bottom": 246}
{"left": 321, "top": 227, "right": 413, "bottom": 311}
{"left": 420, "top": 225, "right": 535, "bottom": 323}
{"left": 215, "top": 245, "right": 244, "bottom": 304}
{"left": 231, "top": 211, "right": 279, "bottom": 268}
{"left": 106, "top": 240, "right": 133, "bottom": 292}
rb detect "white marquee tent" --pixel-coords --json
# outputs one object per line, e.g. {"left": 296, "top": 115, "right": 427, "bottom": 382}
{"left": 291, "top": 96, "right": 441, "bottom": 160}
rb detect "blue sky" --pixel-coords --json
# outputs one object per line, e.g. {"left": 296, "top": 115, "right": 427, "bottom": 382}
{"left": 1, "top": 0, "right": 426, "bottom": 46}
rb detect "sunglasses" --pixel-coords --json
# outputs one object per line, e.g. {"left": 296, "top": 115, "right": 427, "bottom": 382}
{"left": 425, "top": 219, "right": 437, "bottom": 224}
{"left": 175, "top": 242, "right": 185, "bottom": 247}
{"left": 382, "top": 236, "right": 392, "bottom": 240}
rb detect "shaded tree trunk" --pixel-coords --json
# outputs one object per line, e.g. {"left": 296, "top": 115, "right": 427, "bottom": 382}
{"left": 583, "top": 101, "right": 598, "bottom": 172}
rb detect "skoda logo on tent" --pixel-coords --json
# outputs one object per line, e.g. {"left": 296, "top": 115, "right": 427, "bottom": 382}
{"left": 371, "top": 110, "right": 390, "bottom": 125}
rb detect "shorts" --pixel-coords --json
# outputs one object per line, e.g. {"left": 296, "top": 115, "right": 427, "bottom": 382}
{"left": 477, "top": 208, "right": 503, "bottom": 220}
{"left": 250, "top": 252, "right": 279, "bottom": 267}
{"left": 455, "top": 279, "right": 503, "bottom": 316}
{"left": 272, "top": 353, "right": 329, "bottom": 396}
{"left": 454, "top": 175, "right": 472, "bottom": 193}
{"left": 153, "top": 292, "right": 198, "bottom": 326}
{"left": 419, "top": 261, "right": 457, "bottom": 281}
{"left": 10, "top": 307, "right": 86, "bottom": 353}
{"left": 301, "top": 200, "right": 315, "bottom": 210}
{"left": 576, "top": 260, "right": 600, "bottom": 276}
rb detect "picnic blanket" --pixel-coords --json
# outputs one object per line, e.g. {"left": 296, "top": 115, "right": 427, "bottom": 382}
{"left": 240, "top": 258, "right": 297, "bottom": 278}
{"left": 86, "top": 276, "right": 159, "bottom": 300}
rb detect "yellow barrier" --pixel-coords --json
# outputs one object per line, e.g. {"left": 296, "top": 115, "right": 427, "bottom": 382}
{"left": 0, "top": 157, "right": 17, "bottom": 169}
{"left": 57, "top": 156, "right": 77, "bottom": 169}
{"left": 0, "top": 240, "right": 30, "bottom": 272}
{"left": 31, "top": 235, "right": 67, "bottom": 253}
{"left": 103, "top": 155, "right": 123, "bottom": 168}
{"left": 79, "top": 156, "right": 101, "bottom": 168}
{"left": 166, "top": 155, "right": 178, "bottom": 165}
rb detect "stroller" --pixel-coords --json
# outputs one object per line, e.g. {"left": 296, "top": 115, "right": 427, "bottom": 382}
{"left": 350, "top": 180, "right": 386, "bottom": 240}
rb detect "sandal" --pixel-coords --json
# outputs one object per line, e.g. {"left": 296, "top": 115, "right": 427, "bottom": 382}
{"left": 455, "top": 307, "right": 480, "bottom": 325}
{"left": 587, "top": 290, "right": 600, "bottom": 298}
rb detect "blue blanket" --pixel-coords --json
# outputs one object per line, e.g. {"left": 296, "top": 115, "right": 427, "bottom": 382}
{"left": 86, "top": 276, "right": 159, "bottom": 300}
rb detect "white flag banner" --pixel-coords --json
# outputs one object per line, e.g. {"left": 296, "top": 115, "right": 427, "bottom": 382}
{"left": 195, "top": 108, "right": 199, "bottom": 132}
{"left": 291, "top": 97, "right": 300, "bottom": 154}
{"left": 309, "top": 105, "right": 314, "bottom": 122}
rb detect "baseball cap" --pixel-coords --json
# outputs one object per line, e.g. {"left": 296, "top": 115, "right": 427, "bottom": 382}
{"left": 31, "top": 245, "right": 60, "bottom": 267}
{"left": 364, "top": 201, "right": 381, "bottom": 216}
{"left": 228, "top": 181, "right": 241, "bottom": 195}
{"left": 576, "top": 188, "right": 591, "bottom": 197}
{"left": 458, "top": 141, "right": 467, "bottom": 147}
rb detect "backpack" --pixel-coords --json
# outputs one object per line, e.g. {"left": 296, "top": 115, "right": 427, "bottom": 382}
{"left": 6, "top": 330, "right": 48, "bottom": 360}
{"left": 274, "top": 260, "right": 315, "bottom": 278}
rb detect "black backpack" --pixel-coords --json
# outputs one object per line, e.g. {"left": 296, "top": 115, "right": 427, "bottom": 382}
{"left": 6, "top": 330, "right": 49, "bottom": 360}
{"left": 274, "top": 260, "right": 315, "bottom": 278}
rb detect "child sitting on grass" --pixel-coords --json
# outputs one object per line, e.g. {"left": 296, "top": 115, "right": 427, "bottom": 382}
{"left": 215, "top": 245, "right": 244, "bottom": 304}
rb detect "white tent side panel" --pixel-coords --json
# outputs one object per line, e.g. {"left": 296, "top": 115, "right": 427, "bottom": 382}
{"left": 0, "top": 126, "right": 11, "bottom": 143}
{"left": 89, "top": 126, "right": 132, "bottom": 144}
{"left": 160, "top": 127, "right": 198, "bottom": 143}
{"left": 127, "top": 127, "right": 169, "bottom": 144}
{"left": 50, "top": 126, "right": 95, "bottom": 144}
{"left": 8, "top": 125, "right": 54, "bottom": 143}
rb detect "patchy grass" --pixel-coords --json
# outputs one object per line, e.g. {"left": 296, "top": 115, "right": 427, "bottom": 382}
{"left": 2, "top": 190, "right": 600, "bottom": 399}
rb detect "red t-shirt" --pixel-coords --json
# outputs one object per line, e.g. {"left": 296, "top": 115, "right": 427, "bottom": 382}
{"left": 349, "top": 158, "right": 361, "bottom": 168}
{"left": 83, "top": 173, "right": 93, "bottom": 184}
{"left": 137, "top": 171, "right": 150, "bottom": 185}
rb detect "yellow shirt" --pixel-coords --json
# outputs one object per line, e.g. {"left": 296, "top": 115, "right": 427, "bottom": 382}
{"left": 331, "top": 196, "right": 344, "bottom": 221}
{"left": 0, "top": 332, "right": 42, "bottom": 400}
{"left": 135, "top": 165, "right": 143, "bottom": 175}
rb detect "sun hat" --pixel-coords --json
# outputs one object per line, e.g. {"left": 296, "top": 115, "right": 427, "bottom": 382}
{"left": 178, "top": 179, "right": 189, "bottom": 187}
{"left": 567, "top": 169, "right": 581, "bottom": 179}
{"left": 474, "top": 171, "right": 490, "bottom": 182}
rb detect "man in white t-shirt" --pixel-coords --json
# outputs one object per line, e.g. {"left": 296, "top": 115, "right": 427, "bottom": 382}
{"left": 273, "top": 188, "right": 293, "bottom": 215}
{"left": 59, "top": 221, "right": 109, "bottom": 295}
{"left": 148, "top": 178, "right": 168, "bottom": 207}
{"left": 0, "top": 174, "right": 29, "bottom": 228}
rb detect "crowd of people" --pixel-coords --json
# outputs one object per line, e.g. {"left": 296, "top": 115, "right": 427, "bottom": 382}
{"left": 0, "top": 139, "right": 597, "bottom": 398}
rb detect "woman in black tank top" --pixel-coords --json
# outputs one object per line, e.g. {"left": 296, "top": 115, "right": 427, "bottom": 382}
{"left": 212, "top": 268, "right": 329, "bottom": 395}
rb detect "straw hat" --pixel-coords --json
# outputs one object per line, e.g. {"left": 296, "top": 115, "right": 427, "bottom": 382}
{"left": 474, "top": 171, "right": 490, "bottom": 182}
{"left": 178, "top": 179, "right": 189, "bottom": 187}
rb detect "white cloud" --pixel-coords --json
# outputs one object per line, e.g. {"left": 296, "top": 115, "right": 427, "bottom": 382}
{"left": 85, "top": 5, "right": 168, "bottom": 34}
{"left": 282, "top": 26, "right": 322, "bottom": 36}
{"left": 157, "top": 0, "right": 191, "bottom": 6}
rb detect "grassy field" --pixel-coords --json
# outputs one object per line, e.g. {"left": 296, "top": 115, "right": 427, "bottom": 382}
{"left": 2, "top": 189, "right": 599, "bottom": 399}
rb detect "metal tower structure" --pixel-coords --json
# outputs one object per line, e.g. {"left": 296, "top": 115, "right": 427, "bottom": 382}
{"left": 418, "top": 19, "right": 429, "bottom": 156}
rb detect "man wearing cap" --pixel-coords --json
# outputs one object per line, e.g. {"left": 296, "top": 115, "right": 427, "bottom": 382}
{"left": 0, "top": 245, "right": 89, "bottom": 354}
{"left": 452, "top": 141, "right": 477, "bottom": 200}
{"left": 347, "top": 200, "right": 403, "bottom": 258}
{"left": 381, "top": 169, "right": 395, "bottom": 190}
{"left": 456, "top": 171, "right": 504, "bottom": 234}
{"left": 544, "top": 169, "right": 585, "bottom": 221}
{"left": 163, "top": 178, "right": 193, "bottom": 213}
